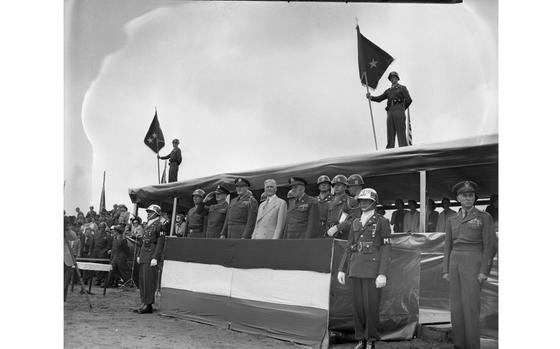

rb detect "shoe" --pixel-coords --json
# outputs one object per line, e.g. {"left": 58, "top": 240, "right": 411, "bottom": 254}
{"left": 133, "top": 304, "right": 146, "bottom": 313}
{"left": 354, "top": 339, "right": 366, "bottom": 349}
{"left": 138, "top": 304, "right": 152, "bottom": 314}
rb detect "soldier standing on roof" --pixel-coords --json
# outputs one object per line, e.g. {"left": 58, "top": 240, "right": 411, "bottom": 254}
{"left": 158, "top": 139, "right": 182, "bottom": 182}
{"left": 367, "top": 71, "right": 412, "bottom": 149}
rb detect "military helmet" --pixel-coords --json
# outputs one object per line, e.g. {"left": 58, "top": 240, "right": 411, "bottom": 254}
{"left": 388, "top": 71, "right": 400, "bottom": 81}
{"left": 331, "top": 174, "right": 348, "bottom": 186}
{"left": 146, "top": 204, "right": 161, "bottom": 216}
{"left": 286, "top": 189, "right": 296, "bottom": 199}
{"left": 348, "top": 174, "right": 364, "bottom": 186}
{"left": 317, "top": 175, "right": 331, "bottom": 185}
{"left": 192, "top": 189, "right": 206, "bottom": 198}
{"left": 357, "top": 188, "right": 379, "bottom": 202}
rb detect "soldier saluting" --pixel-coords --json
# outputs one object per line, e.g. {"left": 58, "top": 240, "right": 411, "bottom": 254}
{"left": 366, "top": 71, "right": 412, "bottom": 148}
{"left": 134, "top": 204, "right": 165, "bottom": 314}
{"left": 337, "top": 188, "right": 391, "bottom": 349}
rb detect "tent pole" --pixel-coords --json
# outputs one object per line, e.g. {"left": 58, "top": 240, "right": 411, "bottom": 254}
{"left": 419, "top": 170, "right": 426, "bottom": 233}
{"left": 170, "top": 197, "right": 178, "bottom": 236}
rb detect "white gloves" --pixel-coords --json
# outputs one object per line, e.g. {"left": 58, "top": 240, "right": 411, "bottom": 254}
{"left": 375, "top": 274, "right": 387, "bottom": 288}
{"left": 137, "top": 257, "right": 140, "bottom": 264}
{"left": 477, "top": 273, "right": 488, "bottom": 283}
{"left": 150, "top": 258, "right": 157, "bottom": 267}
{"left": 337, "top": 272, "right": 346, "bottom": 285}
{"left": 327, "top": 225, "right": 339, "bottom": 237}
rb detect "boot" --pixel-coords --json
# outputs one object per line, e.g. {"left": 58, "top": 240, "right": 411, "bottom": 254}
{"left": 138, "top": 304, "right": 152, "bottom": 314}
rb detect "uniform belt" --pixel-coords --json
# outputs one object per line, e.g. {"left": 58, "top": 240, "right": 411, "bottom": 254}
{"left": 350, "top": 241, "right": 378, "bottom": 253}
{"left": 451, "top": 243, "right": 483, "bottom": 252}
{"left": 388, "top": 98, "right": 403, "bottom": 106}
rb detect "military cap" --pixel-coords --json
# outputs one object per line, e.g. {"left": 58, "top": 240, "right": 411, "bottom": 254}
{"left": 332, "top": 174, "right": 348, "bottom": 186}
{"left": 452, "top": 180, "right": 479, "bottom": 196}
{"left": 215, "top": 184, "right": 230, "bottom": 195}
{"left": 347, "top": 174, "right": 364, "bottom": 186}
{"left": 234, "top": 177, "right": 250, "bottom": 187}
{"left": 172, "top": 139, "right": 180, "bottom": 144}
{"left": 288, "top": 177, "right": 307, "bottom": 187}
{"left": 388, "top": 71, "right": 400, "bottom": 81}
{"left": 146, "top": 204, "right": 161, "bottom": 216}
{"left": 316, "top": 175, "right": 331, "bottom": 185}
{"left": 286, "top": 189, "right": 296, "bottom": 199}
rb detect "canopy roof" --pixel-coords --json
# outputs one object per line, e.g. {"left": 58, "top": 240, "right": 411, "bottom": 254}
{"left": 129, "top": 134, "right": 497, "bottom": 211}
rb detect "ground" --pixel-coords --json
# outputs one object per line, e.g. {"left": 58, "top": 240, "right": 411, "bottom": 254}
{"left": 64, "top": 285, "right": 496, "bottom": 349}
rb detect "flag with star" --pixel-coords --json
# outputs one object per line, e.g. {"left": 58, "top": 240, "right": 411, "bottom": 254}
{"left": 357, "top": 26, "right": 394, "bottom": 90}
{"left": 144, "top": 111, "right": 165, "bottom": 153}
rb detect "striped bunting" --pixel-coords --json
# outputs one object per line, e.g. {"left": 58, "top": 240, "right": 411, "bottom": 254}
{"left": 160, "top": 239, "right": 333, "bottom": 346}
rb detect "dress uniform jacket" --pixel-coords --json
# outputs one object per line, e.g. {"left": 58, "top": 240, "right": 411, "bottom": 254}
{"left": 220, "top": 192, "right": 258, "bottom": 239}
{"left": 160, "top": 148, "right": 182, "bottom": 182}
{"left": 338, "top": 213, "right": 392, "bottom": 278}
{"left": 252, "top": 195, "right": 287, "bottom": 239}
{"left": 326, "top": 193, "right": 355, "bottom": 240}
{"left": 316, "top": 193, "right": 333, "bottom": 235}
{"left": 206, "top": 201, "right": 229, "bottom": 238}
{"left": 138, "top": 219, "right": 165, "bottom": 263}
{"left": 283, "top": 193, "right": 321, "bottom": 239}
{"left": 436, "top": 208, "right": 456, "bottom": 232}
{"left": 187, "top": 204, "right": 208, "bottom": 238}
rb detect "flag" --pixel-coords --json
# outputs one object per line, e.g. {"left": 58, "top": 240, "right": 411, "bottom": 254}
{"left": 407, "top": 109, "right": 413, "bottom": 145}
{"left": 357, "top": 26, "right": 394, "bottom": 90}
{"left": 144, "top": 111, "right": 165, "bottom": 153}
{"left": 161, "top": 164, "right": 167, "bottom": 184}
{"left": 99, "top": 171, "right": 106, "bottom": 213}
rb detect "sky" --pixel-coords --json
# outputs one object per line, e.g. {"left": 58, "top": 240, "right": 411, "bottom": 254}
{"left": 64, "top": 0, "right": 498, "bottom": 213}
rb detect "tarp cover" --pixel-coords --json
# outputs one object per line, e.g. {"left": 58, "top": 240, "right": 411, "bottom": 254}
{"left": 129, "top": 134, "right": 497, "bottom": 211}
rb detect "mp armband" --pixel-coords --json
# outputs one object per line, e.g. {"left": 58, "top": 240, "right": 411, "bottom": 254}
{"left": 380, "top": 236, "right": 391, "bottom": 245}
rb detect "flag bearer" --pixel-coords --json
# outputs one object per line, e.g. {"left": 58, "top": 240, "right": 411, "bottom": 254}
{"left": 366, "top": 71, "right": 412, "bottom": 148}
{"left": 337, "top": 188, "right": 391, "bottom": 349}
{"left": 158, "top": 138, "right": 182, "bottom": 182}
{"left": 134, "top": 204, "right": 165, "bottom": 314}
{"left": 442, "top": 181, "right": 497, "bottom": 349}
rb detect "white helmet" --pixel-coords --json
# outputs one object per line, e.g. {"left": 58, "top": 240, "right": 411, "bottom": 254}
{"left": 146, "top": 204, "right": 161, "bottom": 216}
{"left": 357, "top": 188, "right": 379, "bottom": 203}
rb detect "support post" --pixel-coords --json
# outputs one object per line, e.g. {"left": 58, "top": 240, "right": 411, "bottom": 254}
{"left": 419, "top": 170, "right": 426, "bottom": 233}
{"left": 170, "top": 197, "right": 178, "bottom": 236}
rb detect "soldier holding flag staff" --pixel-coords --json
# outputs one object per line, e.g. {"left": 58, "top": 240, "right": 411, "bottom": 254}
{"left": 337, "top": 188, "right": 391, "bottom": 349}
{"left": 158, "top": 138, "right": 182, "bottom": 182}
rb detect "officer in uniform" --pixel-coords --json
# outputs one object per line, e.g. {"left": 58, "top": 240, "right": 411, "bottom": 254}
{"left": 203, "top": 184, "right": 230, "bottom": 238}
{"left": 347, "top": 174, "right": 365, "bottom": 218}
{"left": 442, "top": 181, "right": 497, "bottom": 349}
{"left": 108, "top": 225, "right": 130, "bottom": 287}
{"left": 220, "top": 178, "right": 258, "bottom": 239}
{"left": 286, "top": 188, "right": 296, "bottom": 207}
{"left": 315, "top": 175, "right": 333, "bottom": 235}
{"left": 366, "top": 71, "right": 413, "bottom": 148}
{"left": 158, "top": 138, "right": 182, "bottom": 182}
{"left": 282, "top": 177, "right": 321, "bottom": 239}
{"left": 134, "top": 204, "right": 165, "bottom": 314}
{"left": 337, "top": 188, "right": 391, "bottom": 349}
{"left": 325, "top": 174, "right": 354, "bottom": 240}
{"left": 186, "top": 189, "right": 208, "bottom": 238}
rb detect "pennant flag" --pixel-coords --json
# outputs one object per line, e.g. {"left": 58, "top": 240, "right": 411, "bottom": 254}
{"left": 144, "top": 111, "right": 165, "bottom": 153}
{"left": 407, "top": 110, "right": 413, "bottom": 145}
{"left": 161, "top": 164, "right": 167, "bottom": 184}
{"left": 99, "top": 171, "right": 106, "bottom": 213}
{"left": 357, "top": 26, "right": 394, "bottom": 90}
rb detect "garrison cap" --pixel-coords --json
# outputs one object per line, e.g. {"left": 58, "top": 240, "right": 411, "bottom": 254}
{"left": 452, "top": 180, "right": 479, "bottom": 196}
{"left": 388, "top": 71, "right": 400, "bottom": 81}
{"left": 234, "top": 177, "right": 251, "bottom": 187}
{"left": 215, "top": 184, "right": 230, "bottom": 195}
{"left": 317, "top": 175, "right": 331, "bottom": 185}
{"left": 288, "top": 177, "right": 307, "bottom": 187}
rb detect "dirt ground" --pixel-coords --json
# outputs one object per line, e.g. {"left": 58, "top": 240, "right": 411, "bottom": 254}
{"left": 64, "top": 285, "right": 496, "bottom": 349}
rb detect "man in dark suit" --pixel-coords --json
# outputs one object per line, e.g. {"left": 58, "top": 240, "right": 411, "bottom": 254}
{"left": 337, "top": 188, "right": 391, "bottom": 349}
{"left": 282, "top": 177, "right": 321, "bottom": 239}
{"left": 134, "top": 204, "right": 165, "bottom": 314}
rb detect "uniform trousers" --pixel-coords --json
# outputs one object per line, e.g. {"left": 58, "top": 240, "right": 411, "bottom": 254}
{"left": 350, "top": 277, "right": 383, "bottom": 341}
{"left": 449, "top": 249, "right": 482, "bottom": 349}
{"left": 139, "top": 263, "right": 158, "bottom": 305}
{"left": 386, "top": 106, "right": 408, "bottom": 148}
{"left": 110, "top": 259, "right": 130, "bottom": 286}
{"left": 168, "top": 163, "right": 178, "bottom": 182}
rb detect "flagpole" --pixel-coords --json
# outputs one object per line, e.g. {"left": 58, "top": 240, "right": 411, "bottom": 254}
{"left": 99, "top": 171, "right": 106, "bottom": 213}
{"left": 156, "top": 140, "right": 161, "bottom": 185}
{"left": 406, "top": 108, "right": 413, "bottom": 146}
{"left": 362, "top": 72, "right": 379, "bottom": 151}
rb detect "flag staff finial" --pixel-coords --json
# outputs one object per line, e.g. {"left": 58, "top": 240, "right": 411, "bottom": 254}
{"left": 155, "top": 105, "right": 157, "bottom": 112}
{"left": 355, "top": 17, "right": 359, "bottom": 29}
